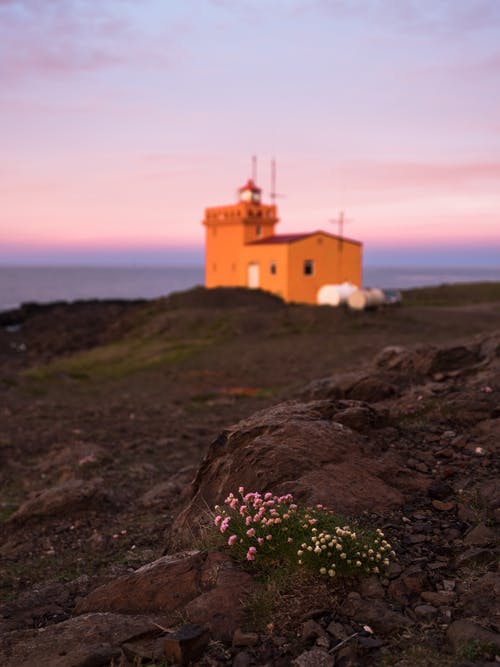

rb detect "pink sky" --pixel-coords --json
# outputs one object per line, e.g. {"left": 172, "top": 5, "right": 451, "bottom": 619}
{"left": 1, "top": 0, "right": 499, "bottom": 266}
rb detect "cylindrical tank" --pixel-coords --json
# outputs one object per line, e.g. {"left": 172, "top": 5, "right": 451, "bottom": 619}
{"left": 347, "top": 288, "right": 385, "bottom": 310}
{"left": 317, "top": 282, "right": 358, "bottom": 307}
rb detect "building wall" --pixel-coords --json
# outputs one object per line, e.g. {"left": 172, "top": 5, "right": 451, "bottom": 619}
{"left": 203, "top": 203, "right": 278, "bottom": 288}
{"left": 241, "top": 243, "right": 289, "bottom": 300}
{"left": 287, "top": 234, "right": 362, "bottom": 304}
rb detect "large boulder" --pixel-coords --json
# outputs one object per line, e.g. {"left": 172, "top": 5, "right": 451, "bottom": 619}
{"left": 9, "top": 478, "right": 114, "bottom": 523}
{"left": 0, "top": 612, "right": 158, "bottom": 667}
{"left": 75, "top": 551, "right": 256, "bottom": 641}
{"left": 172, "top": 400, "right": 407, "bottom": 544}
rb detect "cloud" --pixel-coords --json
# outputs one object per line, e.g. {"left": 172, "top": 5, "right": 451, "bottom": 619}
{"left": 311, "top": 0, "right": 500, "bottom": 35}
{"left": 340, "top": 160, "right": 500, "bottom": 192}
{"left": 0, "top": 0, "right": 172, "bottom": 82}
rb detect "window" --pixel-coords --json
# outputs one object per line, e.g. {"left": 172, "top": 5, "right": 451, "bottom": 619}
{"left": 256, "top": 225, "right": 262, "bottom": 237}
{"left": 303, "top": 259, "right": 314, "bottom": 276}
{"left": 270, "top": 261, "right": 277, "bottom": 275}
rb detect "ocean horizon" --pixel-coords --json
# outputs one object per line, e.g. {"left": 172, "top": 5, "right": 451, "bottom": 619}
{"left": 1, "top": 264, "right": 500, "bottom": 313}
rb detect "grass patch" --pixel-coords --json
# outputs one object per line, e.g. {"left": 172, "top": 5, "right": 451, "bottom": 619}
{"left": 379, "top": 642, "right": 454, "bottom": 667}
{"left": 25, "top": 334, "right": 214, "bottom": 381}
{"left": 459, "top": 639, "right": 499, "bottom": 661}
{"left": 402, "top": 282, "right": 500, "bottom": 307}
{"left": 243, "top": 568, "right": 337, "bottom": 634}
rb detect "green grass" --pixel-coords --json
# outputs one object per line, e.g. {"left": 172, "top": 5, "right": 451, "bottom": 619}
{"left": 25, "top": 334, "right": 215, "bottom": 381}
{"left": 402, "top": 282, "right": 500, "bottom": 307}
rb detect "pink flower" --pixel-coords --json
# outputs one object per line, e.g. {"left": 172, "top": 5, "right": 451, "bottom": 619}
{"left": 264, "top": 492, "right": 273, "bottom": 500}
{"left": 238, "top": 486, "right": 245, "bottom": 493}
{"left": 245, "top": 516, "right": 253, "bottom": 526}
{"left": 287, "top": 537, "right": 293, "bottom": 543}
{"left": 482, "top": 386, "right": 493, "bottom": 393}
{"left": 228, "top": 535, "right": 237, "bottom": 546}
{"left": 246, "top": 546, "right": 257, "bottom": 561}
{"left": 229, "top": 498, "right": 238, "bottom": 509}
{"left": 239, "top": 505, "right": 247, "bottom": 515}
{"left": 246, "top": 528, "right": 256, "bottom": 537}
{"left": 266, "top": 534, "right": 272, "bottom": 541}
{"left": 257, "top": 537, "right": 264, "bottom": 545}
{"left": 214, "top": 515, "right": 222, "bottom": 526}
{"left": 220, "top": 518, "right": 230, "bottom": 533}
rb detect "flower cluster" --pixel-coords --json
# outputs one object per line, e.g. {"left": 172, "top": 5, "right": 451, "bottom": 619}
{"left": 213, "top": 488, "right": 395, "bottom": 578}
{"left": 297, "top": 525, "right": 395, "bottom": 577}
{"left": 214, "top": 487, "right": 301, "bottom": 563}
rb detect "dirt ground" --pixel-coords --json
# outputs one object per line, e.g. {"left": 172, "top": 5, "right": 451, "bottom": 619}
{"left": 1, "top": 286, "right": 500, "bottom": 619}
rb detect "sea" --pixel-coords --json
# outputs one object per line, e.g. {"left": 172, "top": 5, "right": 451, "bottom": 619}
{"left": 1, "top": 265, "right": 500, "bottom": 313}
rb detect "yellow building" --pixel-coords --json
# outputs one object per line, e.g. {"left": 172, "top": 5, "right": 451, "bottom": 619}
{"left": 203, "top": 178, "right": 362, "bottom": 304}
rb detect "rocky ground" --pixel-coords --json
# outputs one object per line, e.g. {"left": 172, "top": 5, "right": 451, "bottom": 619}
{"left": 0, "top": 286, "right": 499, "bottom": 666}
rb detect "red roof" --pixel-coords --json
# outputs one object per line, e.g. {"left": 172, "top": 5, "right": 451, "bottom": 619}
{"left": 246, "top": 230, "right": 362, "bottom": 246}
{"left": 247, "top": 233, "right": 309, "bottom": 245}
{"left": 239, "top": 178, "right": 261, "bottom": 193}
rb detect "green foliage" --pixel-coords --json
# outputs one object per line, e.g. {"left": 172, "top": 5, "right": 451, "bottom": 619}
{"left": 459, "top": 639, "right": 498, "bottom": 661}
{"left": 402, "top": 282, "right": 500, "bottom": 307}
{"left": 26, "top": 336, "right": 211, "bottom": 381}
{"left": 213, "top": 489, "right": 394, "bottom": 580}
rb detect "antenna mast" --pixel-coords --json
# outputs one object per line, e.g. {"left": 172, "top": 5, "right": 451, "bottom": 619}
{"left": 329, "top": 211, "right": 352, "bottom": 250}
{"left": 252, "top": 155, "right": 257, "bottom": 182}
{"left": 270, "top": 157, "right": 276, "bottom": 203}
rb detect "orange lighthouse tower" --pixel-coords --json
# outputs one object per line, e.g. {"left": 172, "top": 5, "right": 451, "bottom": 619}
{"left": 203, "top": 179, "right": 279, "bottom": 289}
{"left": 202, "top": 177, "right": 363, "bottom": 304}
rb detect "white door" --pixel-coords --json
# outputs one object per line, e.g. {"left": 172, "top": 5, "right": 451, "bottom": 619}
{"left": 247, "top": 263, "right": 260, "bottom": 288}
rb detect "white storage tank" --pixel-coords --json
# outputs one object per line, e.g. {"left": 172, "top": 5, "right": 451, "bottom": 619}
{"left": 347, "top": 288, "right": 385, "bottom": 310}
{"left": 317, "top": 282, "right": 358, "bottom": 307}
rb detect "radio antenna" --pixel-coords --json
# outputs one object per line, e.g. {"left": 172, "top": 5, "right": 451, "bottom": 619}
{"left": 252, "top": 155, "right": 257, "bottom": 182}
{"left": 329, "top": 210, "right": 353, "bottom": 251}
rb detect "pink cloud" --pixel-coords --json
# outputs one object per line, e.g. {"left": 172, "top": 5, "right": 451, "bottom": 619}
{"left": 0, "top": 0, "right": 175, "bottom": 82}
{"left": 339, "top": 161, "right": 500, "bottom": 192}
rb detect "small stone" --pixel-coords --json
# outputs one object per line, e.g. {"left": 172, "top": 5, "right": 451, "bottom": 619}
{"left": 163, "top": 624, "right": 210, "bottom": 666}
{"left": 428, "top": 481, "right": 453, "bottom": 500}
{"left": 457, "top": 503, "right": 478, "bottom": 523}
{"left": 432, "top": 500, "right": 455, "bottom": 512}
{"left": 301, "top": 608, "right": 330, "bottom": 621}
{"left": 326, "top": 621, "right": 349, "bottom": 640}
{"left": 414, "top": 604, "right": 438, "bottom": 620}
{"left": 463, "top": 523, "right": 497, "bottom": 546}
{"left": 301, "top": 619, "right": 327, "bottom": 641}
{"left": 232, "top": 628, "right": 259, "bottom": 647}
{"left": 358, "top": 636, "right": 385, "bottom": 649}
{"left": 442, "top": 580, "right": 456, "bottom": 591}
{"left": 402, "top": 572, "right": 428, "bottom": 594}
{"left": 387, "top": 562, "right": 403, "bottom": 579}
{"left": 421, "top": 591, "right": 456, "bottom": 607}
{"left": 293, "top": 648, "right": 335, "bottom": 666}
{"left": 315, "top": 635, "right": 331, "bottom": 649}
{"left": 233, "top": 650, "right": 253, "bottom": 667}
